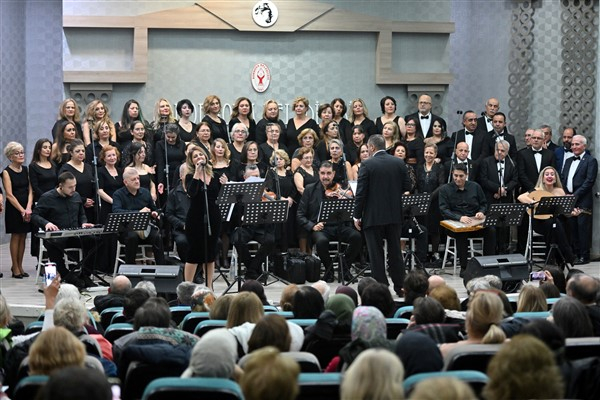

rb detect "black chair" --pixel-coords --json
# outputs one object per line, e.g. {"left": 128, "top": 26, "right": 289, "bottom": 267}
{"left": 123, "top": 361, "right": 185, "bottom": 400}
{"left": 303, "top": 335, "right": 351, "bottom": 370}
{"left": 12, "top": 375, "right": 48, "bottom": 400}
{"left": 104, "top": 323, "right": 134, "bottom": 344}
{"left": 169, "top": 306, "right": 191, "bottom": 325}
{"left": 565, "top": 337, "right": 600, "bottom": 360}
{"left": 297, "top": 372, "right": 341, "bottom": 400}
{"left": 442, "top": 344, "right": 502, "bottom": 372}
{"left": 179, "top": 312, "right": 210, "bottom": 333}
{"left": 386, "top": 318, "right": 410, "bottom": 339}
{"left": 100, "top": 306, "right": 124, "bottom": 329}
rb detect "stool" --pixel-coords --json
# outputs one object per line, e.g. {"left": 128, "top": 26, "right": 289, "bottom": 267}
{"left": 442, "top": 235, "right": 484, "bottom": 276}
{"left": 113, "top": 243, "right": 155, "bottom": 276}
{"left": 230, "top": 241, "right": 267, "bottom": 280}
{"left": 525, "top": 229, "right": 546, "bottom": 261}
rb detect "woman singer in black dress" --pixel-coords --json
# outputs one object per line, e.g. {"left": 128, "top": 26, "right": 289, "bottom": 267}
{"left": 183, "top": 145, "right": 228, "bottom": 291}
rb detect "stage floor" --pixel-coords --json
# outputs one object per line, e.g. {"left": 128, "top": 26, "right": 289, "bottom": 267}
{"left": 1, "top": 240, "right": 598, "bottom": 323}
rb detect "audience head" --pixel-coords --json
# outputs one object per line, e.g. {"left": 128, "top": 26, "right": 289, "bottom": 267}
{"left": 551, "top": 296, "right": 594, "bottom": 338}
{"left": 292, "top": 286, "right": 324, "bottom": 319}
{"left": 53, "top": 298, "right": 88, "bottom": 333}
{"left": 403, "top": 270, "right": 429, "bottom": 305}
{"left": 335, "top": 285, "right": 358, "bottom": 307}
{"left": 248, "top": 314, "right": 291, "bottom": 353}
{"left": 279, "top": 284, "right": 298, "bottom": 312}
{"left": 540, "top": 282, "right": 561, "bottom": 298}
{"left": 39, "top": 366, "right": 112, "bottom": 400}
{"left": 133, "top": 296, "right": 171, "bottom": 330}
{"left": 516, "top": 285, "right": 548, "bottom": 312}
{"left": 351, "top": 306, "right": 386, "bottom": 342}
{"left": 0, "top": 295, "right": 12, "bottom": 327}
{"left": 520, "top": 319, "right": 566, "bottom": 355}
{"left": 395, "top": 331, "right": 443, "bottom": 378}
{"left": 190, "top": 286, "right": 216, "bottom": 312}
{"left": 357, "top": 277, "right": 377, "bottom": 300}
{"left": 325, "top": 294, "right": 356, "bottom": 326}
{"left": 110, "top": 275, "right": 132, "bottom": 295}
{"left": 360, "top": 282, "right": 395, "bottom": 317}
{"left": 429, "top": 284, "right": 461, "bottom": 311}
{"left": 123, "top": 288, "right": 150, "bottom": 321}
{"left": 209, "top": 294, "right": 234, "bottom": 320}
{"left": 240, "top": 280, "right": 269, "bottom": 305}
{"left": 29, "top": 327, "right": 86, "bottom": 376}
{"left": 55, "top": 283, "right": 82, "bottom": 303}
{"left": 410, "top": 377, "right": 476, "bottom": 400}
{"left": 175, "top": 281, "right": 197, "bottom": 306}
{"left": 567, "top": 273, "right": 600, "bottom": 305}
{"left": 412, "top": 297, "right": 445, "bottom": 325}
{"left": 341, "top": 348, "right": 404, "bottom": 400}
{"left": 427, "top": 275, "right": 446, "bottom": 294}
{"left": 311, "top": 280, "right": 331, "bottom": 303}
{"left": 465, "top": 291, "right": 506, "bottom": 344}
{"left": 182, "top": 328, "right": 238, "bottom": 379}
{"left": 483, "top": 334, "right": 564, "bottom": 400}
{"left": 134, "top": 280, "right": 157, "bottom": 297}
{"left": 545, "top": 266, "right": 567, "bottom": 293}
{"left": 240, "top": 346, "right": 300, "bottom": 400}
{"left": 226, "top": 292, "right": 264, "bottom": 328}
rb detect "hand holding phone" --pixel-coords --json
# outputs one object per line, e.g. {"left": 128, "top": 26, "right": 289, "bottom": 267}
{"left": 45, "top": 263, "right": 57, "bottom": 287}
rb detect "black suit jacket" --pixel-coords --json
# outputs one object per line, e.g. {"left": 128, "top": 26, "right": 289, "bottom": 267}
{"left": 476, "top": 115, "right": 493, "bottom": 136}
{"left": 443, "top": 158, "right": 478, "bottom": 183}
{"left": 517, "top": 147, "right": 555, "bottom": 193}
{"left": 451, "top": 129, "right": 491, "bottom": 163}
{"left": 297, "top": 181, "right": 326, "bottom": 232}
{"left": 353, "top": 151, "right": 410, "bottom": 228}
{"left": 561, "top": 153, "right": 598, "bottom": 209}
{"left": 404, "top": 112, "right": 446, "bottom": 138}
{"left": 478, "top": 155, "right": 519, "bottom": 204}
{"left": 487, "top": 129, "right": 518, "bottom": 161}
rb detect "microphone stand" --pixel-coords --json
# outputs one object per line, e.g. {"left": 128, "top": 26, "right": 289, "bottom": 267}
{"left": 162, "top": 119, "right": 170, "bottom": 197}
{"left": 200, "top": 164, "right": 212, "bottom": 285}
{"left": 272, "top": 158, "right": 281, "bottom": 200}
{"left": 87, "top": 121, "right": 102, "bottom": 223}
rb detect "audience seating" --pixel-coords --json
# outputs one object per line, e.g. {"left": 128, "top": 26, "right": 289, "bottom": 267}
{"left": 141, "top": 377, "right": 244, "bottom": 400}
{"left": 12, "top": 375, "right": 48, "bottom": 400}
{"left": 297, "top": 372, "right": 341, "bottom": 400}
{"left": 110, "top": 312, "right": 128, "bottom": 325}
{"left": 123, "top": 361, "right": 185, "bottom": 400}
{"left": 512, "top": 311, "right": 550, "bottom": 319}
{"left": 238, "top": 351, "right": 321, "bottom": 373}
{"left": 443, "top": 344, "right": 503, "bottom": 372}
{"left": 393, "top": 305, "right": 414, "bottom": 319}
{"left": 303, "top": 335, "right": 351, "bottom": 370}
{"left": 193, "top": 320, "right": 227, "bottom": 337}
{"left": 263, "top": 305, "right": 279, "bottom": 313}
{"left": 169, "top": 305, "right": 191, "bottom": 325}
{"left": 565, "top": 337, "right": 600, "bottom": 360}
{"left": 403, "top": 370, "right": 489, "bottom": 398}
{"left": 114, "top": 243, "right": 155, "bottom": 277}
{"left": 274, "top": 311, "right": 295, "bottom": 319}
{"left": 24, "top": 321, "right": 44, "bottom": 335}
{"left": 104, "top": 323, "right": 134, "bottom": 344}
{"left": 180, "top": 312, "right": 210, "bottom": 333}
{"left": 385, "top": 318, "right": 410, "bottom": 340}
{"left": 100, "top": 307, "right": 124, "bottom": 328}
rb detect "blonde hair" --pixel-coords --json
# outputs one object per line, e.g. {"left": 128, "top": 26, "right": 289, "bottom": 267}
{"left": 28, "top": 327, "right": 86, "bottom": 375}
{"left": 292, "top": 96, "right": 309, "bottom": 111}
{"left": 4, "top": 141, "right": 24, "bottom": 159}
{"left": 279, "top": 284, "right": 299, "bottom": 312}
{"left": 262, "top": 99, "right": 280, "bottom": 120}
{"left": 84, "top": 100, "right": 109, "bottom": 122}
{"left": 349, "top": 98, "right": 369, "bottom": 122}
{"left": 270, "top": 149, "right": 290, "bottom": 167}
{"left": 202, "top": 95, "right": 221, "bottom": 115}
{"left": 210, "top": 138, "right": 231, "bottom": 163}
{"left": 297, "top": 128, "right": 319, "bottom": 147}
{"left": 410, "top": 377, "right": 476, "bottom": 400}
{"left": 57, "top": 98, "right": 81, "bottom": 122}
{"left": 186, "top": 145, "right": 213, "bottom": 177}
{"left": 226, "top": 292, "right": 264, "bottom": 328}
{"left": 152, "top": 98, "right": 176, "bottom": 127}
{"left": 382, "top": 121, "right": 400, "bottom": 143}
{"left": 516, "top": 285, "right": 548, "bottom": 312}
{"left": 341, "top": 348, "right": 404, "bottom": 400}
{"left": 466, "top": 291, "right": 506, "bottom": 344}
{"left": 240, "top": 346, "right": 300, "bottom": 400}
{"left": 535, "top": 166, "right": 563, "bottom": 190}
{"left": 0, "top": 295, "right": 13, "bottom": 327}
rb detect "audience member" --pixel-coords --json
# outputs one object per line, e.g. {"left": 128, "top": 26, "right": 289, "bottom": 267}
{"left": 181, "top": 328, "right": 240, "bottom": 379}
{"left": 357, "top": 277, "right": 377, "bottom": 300}
{"left": 410, "top": 297, "right": 445, "bottom": 326}
{"left": 516, "top": 285, "right": 548, "bottom": 312}
{"left": 410, "top": 377, "right": 476, "bottom": 400}
{"left": 429, "top": 284, "right": 461, "bottom": 311}
{"left": 209, "top": 295, "right": 234, "bottom": 320}
{"left": 227, "top": 292, "right": 264, "bottom": 356}
{"left": 190, "top": 286, "right": 215, "bottom": 313}
{"left": 335, "top": 285, "right": 359, "bottom": 307}
{"left": 248, "top": 314, "right": 291, "bottom": 353}
{"left": 240, "top": 280, "right": 269, "bottom": 305}
{"left": 174, "top": 281, "right": 197, "bottom": 306}
{"left": 566, "top": 273, "right": 600, "bottom": 335}
{"left": 134, "top": 280, "right": 157, "bottom": 297}
{"left": 122, "top": 288, "right": 150, "bottom": 323}
{"left": 311, "top": 280, "right": 331, "bottom": 303}
{"left": 28, "top": 327, "right": 86, "bottom": 375}
{"left": 551, "top": 296, "right": 594, "bottom": 338}
{"left": 540, "top": 282, "right": 561, "bottom": 298}
{"left": 93, "top": 275, "right": 131, "bottom": 313}
{"left": 292, "top": 286, "right": 325, "bottom": 319}
{"left": 427, "top": 275, "right": 446, "bottom": 294}
{"left": 402, "top": 270, "right": 429, "bottom": 306}
{"left": 38, "top": 366, "right": 113, "bottom": 400}
{"left": 395, "top": 331, "right": 443, "bottom": 378}
{"left": 360, "top": 282, "right": 395, "bottom": 317}
{"left": 240, "top": 346, "right": 300, "bottom": 400}
{"left": 279, "top": 284, "right": 298, "bottom": 312}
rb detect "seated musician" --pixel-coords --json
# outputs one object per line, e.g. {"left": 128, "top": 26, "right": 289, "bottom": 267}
{"left": 112, "top": 167, "right": 165, "bottom": 265}
{"left": 297, "top": 161, "right": 361, "bottom": 283}
{"left": 31, "top": 171, "right": 97, "bottom": 289}
{"left": 439, "top": 164, "right": 496, "bottom": 276}
{"left": 232, "top": 164, "right": 276, "bottom": 280}
{"left": 164, "top": 164, "right": 190, "bottom": 266}
{"left": 517, "top": 166, "right": 576, "bottom": 267}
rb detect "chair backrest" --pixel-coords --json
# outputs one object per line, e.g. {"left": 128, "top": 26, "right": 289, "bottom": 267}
{"left": 385, "top": 318, "right": 410, "bottom": 340}
{"left": 393, "top": 305, "right": 414, "bottom": 319}
{"left": 263, "top": 305, "right": 279, "bottom": 313}
{"left": 111, "top": 312, "right": 128, "bottom": 325}
{"left": 512, "top": 311, "right": 550, "bottom": 319}
{"left": 297, "top": 372, "right": 341, "bottom": 400}
{"left": 287, "top": 319, "right": 317, "bottom": 328}
{"left": 142, "top": 377, "right": 244, "bottom": 400}
{"left": 193, "top": 320, "right": 227, "bottom": 337}
{"left": 12, "top": 375, "right": 49, "bottom": 400}
{"left": 104, "top": 323, "right": 134, "bottom": 344}
{"left": 100, "top": 307, "right": 124, "bottom": 329}
{"left": 124, "top": 361, "right": 186, "bottom": 400}
{"left": 303, "top": 335, "right": 352, "bottom": 370}
{"left": 565, "top": 337, "right": 600, "bottom": 360}
{"left": 276, "top": 311, "right": 295, "bottom": 319}
{"left": 443, "top": 344, "right": 503, "bottom": 372}
{"left": 180, "top": 312, "right": 210, "bottom": 333}
{"left": 169, "top": 306, "right": 192, "bottom": 325}
{"left": 403, "top": 370, "right": 489, "bottom": 398}
{"left": 24, "top": 321, "right": 44, "bottom": 335}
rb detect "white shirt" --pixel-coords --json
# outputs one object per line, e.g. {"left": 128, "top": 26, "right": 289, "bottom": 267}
{"left": 419, "top": 113, "right": 432, "bottom": 135}
{"left": 566, "top": 156, "right": 582, "bottom": 192}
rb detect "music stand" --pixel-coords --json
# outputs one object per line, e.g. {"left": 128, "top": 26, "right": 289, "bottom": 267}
{"left": 401, "top": 193, "right": 431, "bottom": 273}
{"left": 317, "top": 198, "right": 356, "bottom": 285}
{"left": 104, "top": 211, "right": 150, "bottom": 234}
{"left": 535, "top": 196, "right": 576, "bottom": 270}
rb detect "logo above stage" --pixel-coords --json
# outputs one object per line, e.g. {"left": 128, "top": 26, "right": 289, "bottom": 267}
{"left": 252, "top": 1, "right": 278, "bottom": 28}
{"left": 251, "top": 63, "right": 271, "bottom": 93}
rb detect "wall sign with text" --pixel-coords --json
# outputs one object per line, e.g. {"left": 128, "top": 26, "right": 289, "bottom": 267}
{"left": 251, "top": 63, "right": 271, "bottom": 93}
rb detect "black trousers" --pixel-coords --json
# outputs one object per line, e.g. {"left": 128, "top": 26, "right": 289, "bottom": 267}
{"left": 364, "top": 223, "right": 405, "bottom": 291}
{"left": 119, "top": 228, "right": 165, "bottom": 265}
{"left": 44, "top": 236, "right": 97, "bottom": 277}
{"left": 232, "top": 225, "right": 275, "bottom": 278}
{"left": 312, "top": 223, "right": 361, "bottom": 273}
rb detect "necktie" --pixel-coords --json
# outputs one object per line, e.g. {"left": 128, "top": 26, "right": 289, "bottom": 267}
{"left": 420, "top": 115, "right": 429, "bottom": 120}
{"left": 486, "top": 117, "right": 492, "bottom": 123}
{"left": 572, "top": 156, "right": 581, "bottom": 161}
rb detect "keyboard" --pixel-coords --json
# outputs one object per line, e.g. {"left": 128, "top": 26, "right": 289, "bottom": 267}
{"left": 36, "top": 226, "right": 105, "bottom": 239}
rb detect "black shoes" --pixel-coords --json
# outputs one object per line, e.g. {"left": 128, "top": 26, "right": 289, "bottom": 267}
{"left": 574, "top": 257, "right": 590, "bottom": 265}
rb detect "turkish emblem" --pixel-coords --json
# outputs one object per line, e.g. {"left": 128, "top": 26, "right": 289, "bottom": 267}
{"left": 251, "top": 63, "right": 271, "bottom": 93}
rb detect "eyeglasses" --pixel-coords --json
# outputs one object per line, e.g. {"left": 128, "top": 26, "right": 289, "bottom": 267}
{"left": 12, "top": 151, "right": 25, "bottom": 156}
{"left": 406, "top": 123, "right": 416, "bottom": 127}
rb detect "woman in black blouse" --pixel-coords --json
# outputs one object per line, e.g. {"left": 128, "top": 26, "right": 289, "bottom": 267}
{"left": 229, "top": 97, "right": 256, "bottom": 142}
{"left": 115, "top": 99, "right": 149, "bottom": 146}
{"left": 265, "top": 149, "right": 297, "bottom": 251}
{"left": 202, "top": 95, "right": 229, "bottom": 143}
{"left": 404, "top": 116, "right": 425, "bottom": 166}
{"left": 51, "top": 120, "right": 77, "bottom": 170}
{"left": 285, "top": 96, "right": 319, "bottom": 156}
{"left": 293, "top": 147, "right": 318, "bottom": 254}
{"left": 85, "top": 119, "right": 120, "bottom": 168}
{"left": 59, "top": 139, "right": 97, "bottom": 223}
{"left": 256, "top": 99, "right": 286, "bottom": 145}
{"left": 121, "top": 120, "right": 154, "bottom": 168}
{"left": 51, "top": 98, "right": 83, "bottom": 141}
{"left": 236, "top": 141, "right": 268, "bottom": 181}
{"left": 228, "top": 122, "right": 249, "bottom": 167}
{"left": 392, "top": 141, "right": 416, "bottom": 193}
{"left": 151, "top": 97, "right": 177, "bottom": 142}
{"left": 331, "top": 98, "right": 353, "bottom": 144}
{"left": 314, "top": 120, "right": 341, "bottom": 163}
{"left": 317, "top": 103, "right": 333, "bottom": 136}
{"left": 349, "top": 98, "right": 377, "bottom": 138}
{"left": 375, "top": 96, "right": 406, "bottom": 137}
{"left": 155, "top": 123, "right": 186, "bottom": 196}
{"left": 424, "top": 117, "right": 453, "bottom": 165}
{"left": 191, "top": 121, "right": 213, "bottom": 156}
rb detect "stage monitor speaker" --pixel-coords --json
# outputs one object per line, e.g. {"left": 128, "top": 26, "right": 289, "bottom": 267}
{"left": 118, "top": 264, "right": 182, "bottom": 295}
{"left": 464, "top": 254, "right": 528, "bottom": 292}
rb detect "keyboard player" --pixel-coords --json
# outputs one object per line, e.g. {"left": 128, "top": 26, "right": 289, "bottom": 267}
{"left": 31, "top": 171, "right": 97, "bottom": 289}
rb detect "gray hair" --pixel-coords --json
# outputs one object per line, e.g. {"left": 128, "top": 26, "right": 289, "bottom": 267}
{"left": 312, "top": 280, "right": 331, "bottom": 303}
{"left": 135, "top": 280, "right": 157, "bottom": 297}
{"left": 54, "top": 298, "right": 88, "bottom": 333}
{"left": 176, "top": 281, "right": 198, "bottom": 305}
{"left": 495, "top": 140, "right": 510, "bottom": 152}
{"left": 466, "top": 275, "right": 503, "bottom": 294}
{"left": 56, "top": 284, "right": 82, "bottom": 303}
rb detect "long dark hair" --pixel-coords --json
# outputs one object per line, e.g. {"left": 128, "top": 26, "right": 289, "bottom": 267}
{"left": 31, "top": 138, "right": 52, "bottom": 163}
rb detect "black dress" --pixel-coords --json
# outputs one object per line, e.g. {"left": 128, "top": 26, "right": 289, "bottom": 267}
{"left": 185, "top": 174, "right": 221, "bottom": 263}
{"left": 337, "top": 118, "right": 353, "bottom": 145}
{"left": 59, "top": 163, "right": 97, "bottom": 224}
{"left": 375, "top": 116, "right": 401, "bottom": 135}
{"left": 285, "top": 118, "right": 320, "bottom": 156}
{"left": 155, "top": 140, "right": 186, "bottom": 190}
{"left": 406, "top": 137, "right": 425, "bottom": 165}
{"left": 98, "top": 166, "right": 124, "bottom": 224}
{"left": 202, "top": 115, "right": 229, "bottom": 143}
{"left": 228, "top": 143, "right": 244, "bottom": 165}
{"left": 29, "top": 162, "right": 58, "bottom": 202}
{"left": 229, "top": 118, "right": 256, "bottom": 142}
{"left": 177, "top": 121, "right": 197, "bottom": 143}
{"left": 265, "top": 168, "right": 298, "bottom": 249}
{"left": 294, "top": 166, "right": 318, "bottom": 191}
{"left": 2, "top": 166, "right": 31, "bottom": 233}
{"left": 138, "top": 172, "right": 153, "bottom": 193}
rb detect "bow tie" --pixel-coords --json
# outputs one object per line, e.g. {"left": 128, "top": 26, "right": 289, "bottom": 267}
{"left": 532, "top": 150, "right": 542, "bottom": 155}
{"left": 572, "top": 156, "right": 581, "bottom": 161}
{"left": 486, "top": 117, "right": 492, "bottom": 123}
{"left": 420, "top": 115, "right": 429, "bottom": 120}
{"left": 465, "top": 131, "right": 473, "bottom": 136}
{"left": 497, "top": 160, "right": 504, "bottom": 164}
{"left": 564, "top": 148, "right": 572, "bottom": 153}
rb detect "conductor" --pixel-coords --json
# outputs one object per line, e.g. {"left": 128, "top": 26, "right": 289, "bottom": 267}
{"left": 353, "top": 134, "right": 411, "bottom": 296}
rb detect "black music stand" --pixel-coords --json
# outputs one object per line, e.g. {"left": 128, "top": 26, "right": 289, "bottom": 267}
{"left": 217, "top": 181, "right": 266, "bottom": 294}
{"left": 402, "top": 193, "right": 430, "bottom": 273}
{"left": 535, "top": 196, "right": 576, "bottom": 270}
{"left": 318, "top": 198, "right": 356, "bottom": 285}
{"left": 104, "top": 211, "right": 151, "bottom": 234}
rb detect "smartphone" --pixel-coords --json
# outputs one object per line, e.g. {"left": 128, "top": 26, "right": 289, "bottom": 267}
{"left": 530, "top": 271, "right": 546, "bottom": 281}
{"left": 45, "top": 263, "right": 57, "bottom": 287}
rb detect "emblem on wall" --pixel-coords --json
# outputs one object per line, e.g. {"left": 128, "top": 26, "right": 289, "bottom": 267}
{"left": 251, "top": 63, "right": 271, "bottom": 93}
{"left": 252, "top": 1, "right": 278, "bottom": 28}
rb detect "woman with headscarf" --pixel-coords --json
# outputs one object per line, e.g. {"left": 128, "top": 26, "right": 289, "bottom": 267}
{"left": 395, "top": 331, "right": 443, "bottom": 377}
{"left": 181, "top": 328, "right": 242, "bottom": 379}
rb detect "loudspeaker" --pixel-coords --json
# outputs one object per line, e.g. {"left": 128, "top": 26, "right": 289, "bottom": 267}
{"left": 463, "top": 254, "right": 528, "bottom": 292}
{"left": 118, "top": 264, "right": 183, "bottom": 295}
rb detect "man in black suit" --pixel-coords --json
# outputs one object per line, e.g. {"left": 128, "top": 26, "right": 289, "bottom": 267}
{"left": 554, "top": 127, "right": 579, "bottom": 173}
{"left": 444, "top": 142, "right": 477, "bottom": 183}
{"left": 451, "top": 110, "right": 491, "bottom": 163}
{"left": 561, "top": 135, "right": 598, "bottom": 264}
{"left": 297, "top": 161, "right": 361, "bottom": 283}
{"left": 488, "top": 112, "right": 517, "bottom": 161}
{"left": 476, "top": 97, "right": 499, "bottom": 136}
{"left": 354, "top": 135, "right": 411, "bottom": 296}
{"left": 516, "top": 129, "right": 555, "bottom": 253}
{"left": 404, "top": 94, "right": 446, "bottom": 138}
{"left": 540, "top": 124, "right": 558, "bottom": 151}
{"left": 478, "top": 140, "right": 519, "bottom": 253}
